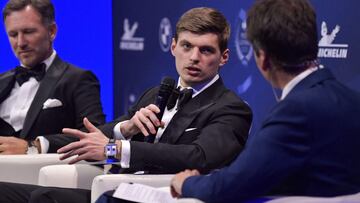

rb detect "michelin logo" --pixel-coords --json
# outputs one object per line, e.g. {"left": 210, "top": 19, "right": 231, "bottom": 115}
{"left": 318, "top": 21, "right": 348, "bottom": 59}
{"left": 120, "top": 19, "right": 144, "bottom": 51}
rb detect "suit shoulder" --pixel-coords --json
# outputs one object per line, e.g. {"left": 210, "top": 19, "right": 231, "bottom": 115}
{"left": 62, "top": 62, "right": 89, "bottom": 74}
{"left": 0, "top": 69, "right": 15, "bottom": 78}
{"left": 61, "top": 62, "right": 99, "bottom": 80}
{"left": 220, "top": 89, "right": 250, "bottom": 107}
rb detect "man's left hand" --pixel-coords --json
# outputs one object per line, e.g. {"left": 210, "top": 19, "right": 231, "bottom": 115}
{"left": 0, "top": 136, "right": 28, "bottom": 154}
{"left": 58, "top": 117, "right": 110, "bottom": 164}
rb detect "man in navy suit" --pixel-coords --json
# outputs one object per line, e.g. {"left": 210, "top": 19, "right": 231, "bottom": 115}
{"left": 0, "top": 0, "right": 105, "bottom": 154}
{"left": 171, "top": 0, "right": 360, "bottom": 202}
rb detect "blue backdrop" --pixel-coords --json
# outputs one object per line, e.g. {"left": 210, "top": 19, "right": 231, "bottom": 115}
{"left": 0, "top": 0, "right": 113, "bottom": 121}
{"left": 1, "top": 1, "right": 358, "bottom": 133}
{"left": 112, "top": 0, "right": 360, "bottom": 134}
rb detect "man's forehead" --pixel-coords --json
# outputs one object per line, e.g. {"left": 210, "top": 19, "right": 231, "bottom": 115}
{"left": 5, "top": 5, "right": 42, "bottom": 22}
{"left": 177, "top": 32, "right": 220, "bottom": 46}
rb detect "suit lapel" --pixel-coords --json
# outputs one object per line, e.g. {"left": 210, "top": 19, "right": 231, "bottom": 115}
{"left": 160, "top": 78, "right": 226, "bottom": 143}
{"left": 0, "top": 70, "right": 16, "bottom": 104}
{"left": 20, "top": 56, "right": 67, "bottom": 138}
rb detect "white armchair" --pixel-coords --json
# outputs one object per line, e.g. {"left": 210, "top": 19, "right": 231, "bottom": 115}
{"left": 0, "top": 153, "right": 70, "bottom": 185}
{"left": 38, "top": 164, "right": 104, "bottom": 189}
{"left": 91, "top": 174, "right": 174, "bottom": 202}
{"left": 36, "top": 164, "right": 360, "bottom": 203}
{"left": 37, "top": 164, "right": 203, "bottom": 203}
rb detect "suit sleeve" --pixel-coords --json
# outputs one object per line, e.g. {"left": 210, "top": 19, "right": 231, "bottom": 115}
{"left": 45, "top": 70, "right": 105, "bottom": 152}
{"left": 181, "top": 99, "right": 311, "bottom": 202}
{"left": 128, "top": 92, "right": 252, "bottom": 173}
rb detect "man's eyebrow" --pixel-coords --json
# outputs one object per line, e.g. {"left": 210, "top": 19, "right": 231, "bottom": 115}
{"left": 178, "top": 39, "right": 191, "bottom": 44}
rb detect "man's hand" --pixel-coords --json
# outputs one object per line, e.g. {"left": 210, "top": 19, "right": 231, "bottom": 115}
{"left": 121, "top": 104, "right": 164, "bottom": 137}
{"left": 58, "top": 117, "right": 110, "bottom": 164}
{"left": 170, "top": 169, "right": 200, "bottom": 198}
{"left": 0, "top": 136, "right": 28, "bottom": 154}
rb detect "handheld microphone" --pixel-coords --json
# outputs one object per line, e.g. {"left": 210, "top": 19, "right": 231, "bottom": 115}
{"left": 145, "top": 76, "right": 175, "bottom": 143}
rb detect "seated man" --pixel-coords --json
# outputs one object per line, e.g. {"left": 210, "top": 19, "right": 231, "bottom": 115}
{"left": 0, "top": 7, "right": 252, "bottom": 203}
{"left": 170, "top": 0, "right": 360, "bottom": 202}
{"left": 0, "top": 0, "right": 105, "bottom": 154}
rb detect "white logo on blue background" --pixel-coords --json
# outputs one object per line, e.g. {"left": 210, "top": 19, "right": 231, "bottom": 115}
{"left": 235, "top": 9, "right": 253, "bottom": 66}
{"left": 120, "top": 18, "right": 145, "bottom": 51}
{"left": 159, "top": 17, "right": 172, "bottom": 52}
{"left": 318, "top": 21, "right": 348, "bottom": 59}
{"left": 235, "top": 9, "right": 253, "bottom": 94}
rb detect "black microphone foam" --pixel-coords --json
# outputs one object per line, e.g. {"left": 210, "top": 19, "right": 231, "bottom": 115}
{"left": 145, "top": 76, "right": 175, "bottom": 143}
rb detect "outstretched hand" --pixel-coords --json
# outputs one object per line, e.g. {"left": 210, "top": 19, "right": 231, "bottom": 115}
{"left": 58, "top": 117, "right": 109, "bottom": 164}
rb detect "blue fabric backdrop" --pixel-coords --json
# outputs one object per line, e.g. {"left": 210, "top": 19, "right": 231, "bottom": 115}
{"left": 0, "top": 0, "right": 113, "bottom": 121}
{"left": 1, "top": 1, "right": 358, "bottom": 131}
{"left": 113, "top": 0, "right": 360, "bottom": 134}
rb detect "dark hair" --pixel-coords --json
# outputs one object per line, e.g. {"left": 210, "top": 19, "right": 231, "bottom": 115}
{"left": 3, "top": 0, "right": 55, "bottom": 25}
{"left": 246, "top": 0, "right": 318, "bottom": 74}
{"left": 175, "top": 7, "right": 230, "bottom": 53}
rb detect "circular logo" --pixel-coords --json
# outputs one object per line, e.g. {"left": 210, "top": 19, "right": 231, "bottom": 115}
{"left": 159, "top": 17, "right": 172, "bottom": 52}
{"left": 235, "top": 9, "right": 253, "bottom": 66}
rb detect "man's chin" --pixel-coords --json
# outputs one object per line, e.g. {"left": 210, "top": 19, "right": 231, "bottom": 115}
{"left": 19, "top": 59, "right": 37, "bottom": 68}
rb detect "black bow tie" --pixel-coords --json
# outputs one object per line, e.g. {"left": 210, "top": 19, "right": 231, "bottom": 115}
{"left": 167, "top": 87, "right": 193, "bottom": 110}
{"left": 15, "top": 63, "right": 46, "bottom": 86}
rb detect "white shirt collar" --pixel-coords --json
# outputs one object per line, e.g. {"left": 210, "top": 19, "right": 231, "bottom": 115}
{"left": 281, "top": 67, "right": 318, "bottom": 100}
{"left": 177, "top": 74, "right": 220, "bottom": 98}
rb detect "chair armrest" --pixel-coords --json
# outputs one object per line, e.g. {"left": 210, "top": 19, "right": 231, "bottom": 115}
{"left": 0, "top": 154, "right": 69, "bottom": 185}
{"left": 38, "top": 164, "right": 104, "bottom": 189}
{"left": 175, "top": 199, "right": 204, "bottom": 203}
{"left": 91, "top": 174, "right": 174, "bottom": 203}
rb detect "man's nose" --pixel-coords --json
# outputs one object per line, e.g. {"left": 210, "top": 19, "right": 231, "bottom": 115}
{"left": 190, "top": 48, "right": 200, "bottom": 63}
{"left": 17, "top": 33, "right": 28, "bottom": 49}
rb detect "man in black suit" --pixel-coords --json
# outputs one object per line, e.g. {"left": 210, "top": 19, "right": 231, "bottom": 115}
{"left": 0, "top": 7, "right": 252, "bottom": 203}
{"left": 0, "top": 0, "right": 105, "bottom": 154}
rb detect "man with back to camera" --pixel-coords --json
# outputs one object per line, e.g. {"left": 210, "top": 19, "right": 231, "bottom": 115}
{"left": 0, "top": 7, "right": 252, "bottom": 203}
{"left": 170, "top": 0, "right": 360, "bottom": 202}
{"left": 0, "top": 0, "right": 105, "bottom": 155}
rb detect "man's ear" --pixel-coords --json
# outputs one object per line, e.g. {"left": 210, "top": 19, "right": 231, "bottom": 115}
{"left": 170, "top": 38, "right": 177, "bottom": 57}
{"left": 256, "top": 49, "right": 271, "bottom": 72}
{"left": 48, "top": 22, "right": 57, "bottom": 42}
{"left": 219, "top": 49, "right": 229, "bottom": 67}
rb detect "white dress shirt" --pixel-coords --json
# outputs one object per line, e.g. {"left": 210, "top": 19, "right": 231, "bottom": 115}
{"left": 113, "top": 74, "right": 220, "bottom": 168}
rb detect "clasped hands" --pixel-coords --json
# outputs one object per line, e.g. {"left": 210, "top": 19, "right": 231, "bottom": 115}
{"left": 0, "top": 136, "right": 29, "bottom": 154}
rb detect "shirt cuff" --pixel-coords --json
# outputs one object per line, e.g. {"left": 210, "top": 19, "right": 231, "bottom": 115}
{"left": 120, "top": 140, "right": 130, "bottom": 168}
{"left": 35, "top": 136, "right": 49, "bottom": 154}
{"left": 113, "top": 121, "right": 129, "bottom": 140}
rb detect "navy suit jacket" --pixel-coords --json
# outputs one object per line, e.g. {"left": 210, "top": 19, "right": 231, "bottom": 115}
{"left": 183, "top": 68, "right": 360, "bottom": 202}
{"left": 0, "top": 55, "right": 105, "bottom": 152}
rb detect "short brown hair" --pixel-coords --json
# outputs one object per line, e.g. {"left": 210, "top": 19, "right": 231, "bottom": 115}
{"left": 247, "top": 0, "right": 318, "bottom": 74}
{"left": 175, "top": 7, "right": 230, "bottom": 53}
{"left": 3, "top": 0, "right": 55, "bottom": 25}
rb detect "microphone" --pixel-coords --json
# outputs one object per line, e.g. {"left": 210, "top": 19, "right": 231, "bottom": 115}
{"left": 144, "top": 76, "right": 175, "bottom": 143}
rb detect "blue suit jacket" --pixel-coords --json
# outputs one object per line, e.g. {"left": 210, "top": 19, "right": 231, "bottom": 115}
{"left": 183, "top": 68, "right": 360, "bottom": 202}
